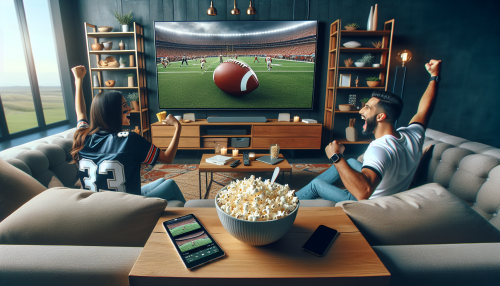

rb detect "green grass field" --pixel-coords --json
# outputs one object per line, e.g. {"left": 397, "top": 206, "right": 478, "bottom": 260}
{"left": 179, "top": 238, "right": 212, "bottom": 253}
{"left": 157, "top": 56, "right": 315, "bottom": 109}
{"left": 170, "top": 222, "right": 201, "bottom": 237}
{"left": 0, "top": 86, "right": 66, "bottom": 134}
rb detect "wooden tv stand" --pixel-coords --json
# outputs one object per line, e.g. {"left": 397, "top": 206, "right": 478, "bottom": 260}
{"left": 151, "top": 119, "right": 322, "bottom": 150}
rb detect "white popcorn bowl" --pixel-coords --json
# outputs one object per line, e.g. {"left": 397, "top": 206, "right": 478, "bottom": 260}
{"left": 215, "top": 184, "right": 300, "bottom": 246}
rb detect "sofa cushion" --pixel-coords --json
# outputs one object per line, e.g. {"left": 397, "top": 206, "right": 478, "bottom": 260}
{"left": 336, "top": 183, "right": 500, "bottom": 246}
{"left": 0, "top": 245, "right": 142, "bottom": 286}
{"left": 409, "top": 144, "right": 434, "bottom": 189}
{"left": 0, "top": 188, "right": 167, "bottom": 247}
{"left": 48, "top": 176, "right": 65, "bottom": 188}
{"left": 0, "top": 158, "right": 47, "bottom": 222}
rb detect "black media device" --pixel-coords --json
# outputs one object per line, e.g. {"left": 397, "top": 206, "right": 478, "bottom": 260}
{"left": 243, "top": 152, "right": 250, "bottom": 166}
{"left": 302, "top": 225, "right": 339, "bottom": 257}
{"left": 230, "top": 160, "right": 240, "bottom": 168}
{"left": 163, "top": 214, "right": 225, "bottom": 269}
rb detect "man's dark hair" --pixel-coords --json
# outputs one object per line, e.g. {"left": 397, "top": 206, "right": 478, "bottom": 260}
{"left": 371, "top": 90, "right": 404, "bottom": 123}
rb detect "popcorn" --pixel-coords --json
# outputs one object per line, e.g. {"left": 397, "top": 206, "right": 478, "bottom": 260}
{"left": 217, "top": 177, "right": 299, "bottom": 221}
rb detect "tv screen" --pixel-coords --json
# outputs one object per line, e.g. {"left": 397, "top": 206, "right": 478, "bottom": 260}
{"left": 155, "top": 21, "right": 317, "bottom": 110}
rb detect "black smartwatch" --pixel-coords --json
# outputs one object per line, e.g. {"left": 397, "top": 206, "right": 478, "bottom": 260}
{"left": 330, "top": 153, "right": 343, "bottom": 164}
{"left": 430, "top": 76, "right": 439, "bottom": 82}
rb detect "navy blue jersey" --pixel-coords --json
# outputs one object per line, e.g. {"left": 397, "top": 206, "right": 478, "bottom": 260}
{"left": 77, "top": 122, "right": 160, "bottom": 195}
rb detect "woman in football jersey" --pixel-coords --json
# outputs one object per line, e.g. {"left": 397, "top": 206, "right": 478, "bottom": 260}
{"left": 69, "top": 65, "right": 185, "bottom": 203}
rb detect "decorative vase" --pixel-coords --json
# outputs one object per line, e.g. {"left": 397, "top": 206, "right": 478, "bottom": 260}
{"left": 128, "top": 76, "right": 134, "bottom": 87}
{"left": 346, "top": 127, "right": 358, "bottom": 142}
{"left": 93, "top": 75, "right": 99, "bottom": 87}
{"left": 122, "top": 24, "right": 129, "bottom": 32}
{"left": 91, "top": 43, "right": 104, "bottom": 51}
{"left": 119, "top": 40, "right": 125, "bottom": 50}
{"left": 131, "top": 100, "right": 139, "bottom": 111}
{"left": 129, "top": 55, "right": 135, "bottom": 67}
{"left": 104, "top": 80, "right": 116, "bottom": 87}
{"left": 367, "top": 6, "right": 373, "bottom": 31}
{"left": 372, "top": 4, "right": 378, "bottom": 31}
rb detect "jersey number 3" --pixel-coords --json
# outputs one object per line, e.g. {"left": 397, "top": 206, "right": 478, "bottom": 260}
{"left": 79, "top": 159, "right": 126, "bottom": 192}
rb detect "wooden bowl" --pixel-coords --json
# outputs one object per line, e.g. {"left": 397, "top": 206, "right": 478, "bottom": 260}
{"left": 366, "top": 81, "right": 381, "bottom": 87}
{"left": 104, "top": 80, "right": 116, "bottom": 87}
{"left": 98, "top": 26, "right": 113, "bottom": 32}
{"left": 339, "top": 104, "right": 354, "bottom": 111}
{"left": 181, "top": 119, "right": 191, "bottom": 123}
{"left": 91, "top": 43, "right": 104, "bottom": 51}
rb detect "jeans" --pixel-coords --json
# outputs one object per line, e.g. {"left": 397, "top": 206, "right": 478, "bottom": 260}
{"left": 295, "top": 158, "right": 362, "bottom": 203}
{"left": 141, "top": 178, "right": 186, "bottom": 203}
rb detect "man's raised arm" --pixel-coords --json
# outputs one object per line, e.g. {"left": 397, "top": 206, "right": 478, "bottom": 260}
{"left": 409, "top": 59, "right": 441, "bottom": 128}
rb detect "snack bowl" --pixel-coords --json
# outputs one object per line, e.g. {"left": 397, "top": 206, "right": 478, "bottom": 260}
{"left": 215, "top": 183, "right": 299, "bottom": 246}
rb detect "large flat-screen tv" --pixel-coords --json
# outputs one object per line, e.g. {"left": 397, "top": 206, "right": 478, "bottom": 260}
{"left": 154, "top": 21, "right": 317, "bottom": 110}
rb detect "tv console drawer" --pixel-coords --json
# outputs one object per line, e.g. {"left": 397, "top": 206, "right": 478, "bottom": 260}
{"left": 152, "top": 137, "right": 200, "bottom": 148}
{"left": 253, "top": 138, "right": 321, "bottom": 149}
{"left": 253, "top": 125, "right": 321, "bottom": 137}
{"left": 151, "top": 125, "right": 199, "bottom": 137}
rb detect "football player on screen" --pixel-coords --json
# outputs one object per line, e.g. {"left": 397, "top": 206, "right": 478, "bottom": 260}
{"left": 69, "top": 65, "right": 186, "bottom": 203}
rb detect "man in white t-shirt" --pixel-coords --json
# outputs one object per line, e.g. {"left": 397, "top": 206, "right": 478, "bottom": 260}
{"left": 296, "top": 59, "right": 442, "bottom": 202}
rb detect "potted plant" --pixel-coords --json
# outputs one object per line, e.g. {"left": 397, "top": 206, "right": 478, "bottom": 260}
{"left": 344, "top": 23, "right": 360, "bottom": 31}
{"left": 366, "top": 77, "right": 381, "bottom": 87}
{"left": 114, "top": 10, "right": 133, "bottom": 32}
{"left": 128, "top": 92, "right": 140, "bottom": 110}
{"left": 127, "top": 73, "right": 135, "bottom": 87}
{"left": 355, "top": 53, "right": 374, "bottom": 67}
{"left": 360, "top": 97, "right": 370, "bottom": 108}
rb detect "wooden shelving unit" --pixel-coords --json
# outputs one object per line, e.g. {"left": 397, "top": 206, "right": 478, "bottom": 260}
{"left": 324, "top": 19, "right": 394, "bottom": 144}
{"left": 84, "top": 22, "right": 150, "bottom": 141}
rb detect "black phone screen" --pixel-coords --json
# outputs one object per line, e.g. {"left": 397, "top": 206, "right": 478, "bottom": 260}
{"left": 163, "top": 214, "right": 225, "bottom": 269}
{"left": 302, "top": 225, "right": 339, "bottom": 256}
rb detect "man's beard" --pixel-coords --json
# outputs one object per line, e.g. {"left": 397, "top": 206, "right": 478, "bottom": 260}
{"left": 362, "top": 114, "right": 377, "bottom": 135}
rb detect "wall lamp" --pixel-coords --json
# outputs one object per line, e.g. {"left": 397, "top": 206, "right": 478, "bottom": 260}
{"left": 207, "top": 1, "right": 217, "bottom": 16}
{"left": 231, "top": 0, "right": 241, "bottom": 15}
{"left": 208, "top": 0, "right": 256, "bottom": 16}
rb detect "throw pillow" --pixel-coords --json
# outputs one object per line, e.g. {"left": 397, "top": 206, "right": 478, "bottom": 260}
{"left": 0, "top": 188, "right": 168, "bottom": 247}
{"left": 0, "top": 158, "right": 46, "bottom": 222}
{"left": 409, "top": 144, "right": 435, "bottom": 189}
{"left": 48, "top": 176, "right": 65, "bottom": 188}
{"left": 336, "top": 183, "right": 500, "bottom": 246}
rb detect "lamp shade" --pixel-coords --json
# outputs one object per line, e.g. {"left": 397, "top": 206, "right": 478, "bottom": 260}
{"left": 231, "top": 0, "right": 241, "bottom": 15}
{"left": 207, "top": 1, "right": 217, "bottom": 16}
{"left": 246, "top": 0, "right": 256, "bottom": 15}
{"left": 396, "top": 50, "right": 412, "bottom": 67}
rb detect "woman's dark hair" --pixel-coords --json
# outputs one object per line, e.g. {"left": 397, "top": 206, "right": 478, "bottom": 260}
{"left": 371, "top": 90, "right": 404, "bottom": 123}
{"left": 70, "top": 91, "right": 123, "bottom": 163}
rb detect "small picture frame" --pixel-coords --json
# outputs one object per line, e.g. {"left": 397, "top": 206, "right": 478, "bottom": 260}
{"left": 278, "top": 113, "right": 290, "bottom": 122}
{"left": 339, "top": 74, "right": 351, "bottom": 87}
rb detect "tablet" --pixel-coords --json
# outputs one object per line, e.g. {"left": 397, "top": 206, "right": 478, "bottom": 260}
{"left": 163, "top": 214, "right": 225, "bottom": 269}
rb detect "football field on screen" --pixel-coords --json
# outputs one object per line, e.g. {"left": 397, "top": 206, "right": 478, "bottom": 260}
{"left": 157, "top": 57, "right": 314, "bottom": 109}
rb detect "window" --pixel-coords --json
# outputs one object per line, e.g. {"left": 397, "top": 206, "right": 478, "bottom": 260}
{"left": 0, "top": 0, "right": 67, "bottom": 140}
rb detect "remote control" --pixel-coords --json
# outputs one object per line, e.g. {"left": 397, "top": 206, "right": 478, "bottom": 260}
{"left": 243, "top": 152, "right": 250, "bottom": 166}
{"left": 230, "top": 160, "right": 240, "bottom": 168}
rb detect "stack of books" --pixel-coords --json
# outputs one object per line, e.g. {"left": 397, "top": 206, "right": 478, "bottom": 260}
{"left": 205, "top": 155, "right": 234, "bottom": 166}
{"left": 302, "top": 119, "right": 318, "bottom": 124}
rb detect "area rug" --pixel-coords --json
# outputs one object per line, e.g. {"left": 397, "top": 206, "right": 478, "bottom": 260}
{"left": 140, "top": 164, "right": 332, "bottom": 201}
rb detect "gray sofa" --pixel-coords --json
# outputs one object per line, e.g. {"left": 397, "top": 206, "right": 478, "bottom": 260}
{"left": 336, "top": 128, "right": 500, "bottom": 286}
{"left": 0, "top": 128, "right": 183, "bottom": 286}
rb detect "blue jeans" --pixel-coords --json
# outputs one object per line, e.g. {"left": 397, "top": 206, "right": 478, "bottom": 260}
{"left": 141, "top": 178, "right": 186, "bottom": 203}
{"left": 295, "top": 158, "right": 362, "bottom": 203}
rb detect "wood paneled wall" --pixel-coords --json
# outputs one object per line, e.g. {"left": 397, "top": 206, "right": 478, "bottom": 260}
{"left": 58, "top": 0, "right": 500, "bottom": 147}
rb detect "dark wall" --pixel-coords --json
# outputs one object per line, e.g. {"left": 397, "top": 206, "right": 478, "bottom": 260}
{"left": 63, "top": 0, "right": 500, "bottom": 147}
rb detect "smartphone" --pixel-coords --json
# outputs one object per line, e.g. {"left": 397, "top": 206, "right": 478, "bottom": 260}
{"left": 302, "top": 225, "right": 339, "bottom": 257}
{"left": 163, "top": 214, "right": 225, "bottom": 269}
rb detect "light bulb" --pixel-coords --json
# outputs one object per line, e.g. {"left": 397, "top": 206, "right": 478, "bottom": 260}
{"left": 396, "top": 50, "right": 412, "bottom": 67}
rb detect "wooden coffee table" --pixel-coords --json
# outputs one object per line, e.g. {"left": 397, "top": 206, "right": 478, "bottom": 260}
{"left": 198, "top": 154, "right": 292, "bottom": 199}
{"left": 129, "top": 207, "right": 390, "bottom": 286}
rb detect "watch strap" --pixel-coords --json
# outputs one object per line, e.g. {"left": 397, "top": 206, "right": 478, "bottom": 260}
{"left": 330, "top": 153, "right": 343, "bottom": 164}
{"left": 430, "top": 76, "right": 439, "bottom": 82}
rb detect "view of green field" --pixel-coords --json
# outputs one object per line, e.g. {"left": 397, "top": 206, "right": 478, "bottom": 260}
{"left": 179, "top": 238, "right": 212, "bottom": 253}
{"left": 170, "top": 222, "right": 201, "bottom": 237}
{"left": 157, "top": 57, "right": 315, "bottom": 109}
{"left": 0, "top": 86, "right": 66, "bottom": 134}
